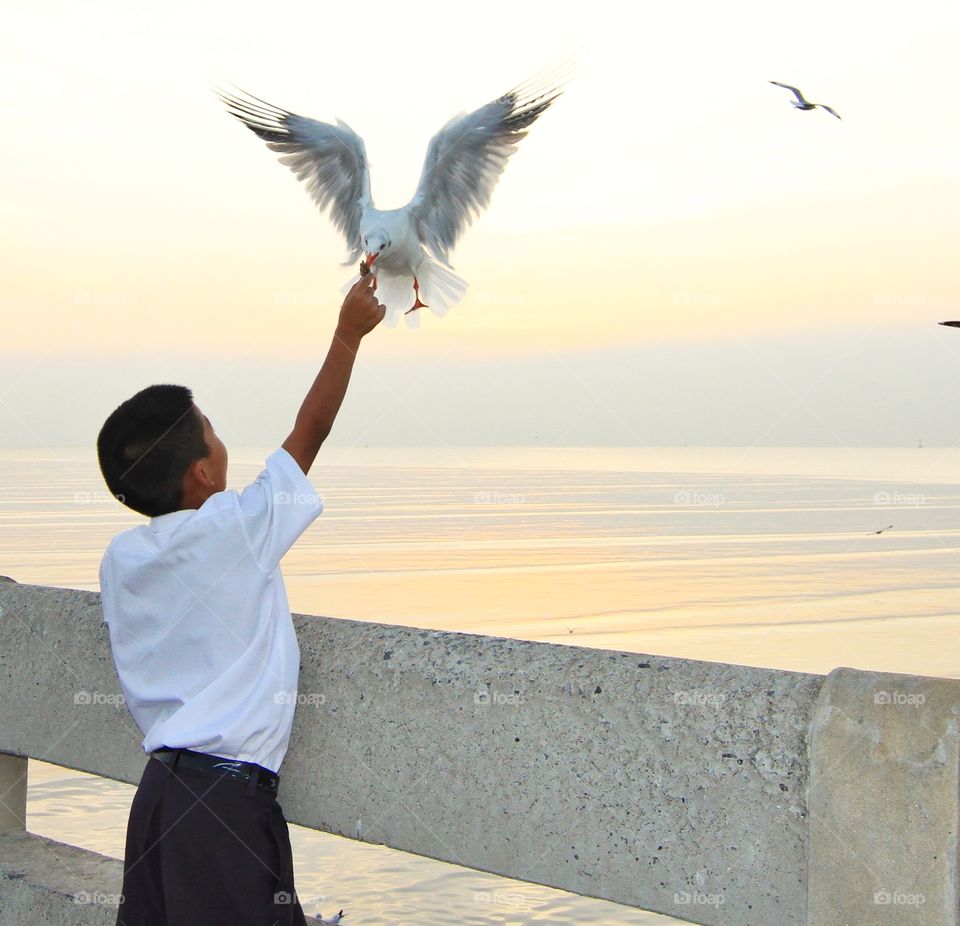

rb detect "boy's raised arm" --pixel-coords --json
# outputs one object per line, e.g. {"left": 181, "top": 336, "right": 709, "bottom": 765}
{"left": 282, "top": 273, "right": 385, "bottom": 475}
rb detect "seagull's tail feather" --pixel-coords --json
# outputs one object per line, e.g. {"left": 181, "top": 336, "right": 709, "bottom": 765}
{"left": 379, "top": 271, "right": 419, "bottom": 328}
{"left": 339, "top": 259, "right": 468, "bottom": 329}
{"left": 417, "top": 256, "right": 469, "bottom": 319}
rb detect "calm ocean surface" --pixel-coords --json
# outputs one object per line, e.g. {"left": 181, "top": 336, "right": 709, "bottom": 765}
{"left": 5, "top": 445, "right": 960, "bottom": 925}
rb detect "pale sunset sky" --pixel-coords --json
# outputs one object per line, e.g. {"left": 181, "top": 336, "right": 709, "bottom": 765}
{"left": 2, "top": 0, "right": 960, "bottom": 448}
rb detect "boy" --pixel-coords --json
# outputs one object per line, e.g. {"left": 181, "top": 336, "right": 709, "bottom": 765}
{"left": 97, "top": 273, "right": 384, "bottom": 925}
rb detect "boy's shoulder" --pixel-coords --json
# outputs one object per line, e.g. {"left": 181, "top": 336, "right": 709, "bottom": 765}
{"left": 102, "top": 448, "right": 321, "bottom": 574}
{"left": 104, "top": 489, "right": 241, "bottom": 553}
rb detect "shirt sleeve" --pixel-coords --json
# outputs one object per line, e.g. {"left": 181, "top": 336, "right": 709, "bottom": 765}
{"left": 237, "top": 447, "right": 324, "bottom": 573}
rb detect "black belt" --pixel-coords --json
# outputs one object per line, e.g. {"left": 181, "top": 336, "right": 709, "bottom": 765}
{"left": 152, "top": 747, "right": 279, "bottom": 795}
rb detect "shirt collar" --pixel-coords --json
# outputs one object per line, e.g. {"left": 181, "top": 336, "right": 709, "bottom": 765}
{"left": 149, "top": 508, "right": 197, "bottom": 532}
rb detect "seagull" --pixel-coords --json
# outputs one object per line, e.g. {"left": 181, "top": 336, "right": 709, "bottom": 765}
{"left": 769, "top": 81, "right": 841, "bottom": 120}
{"left": 319, "top": 910, "right": 346, "bottom": 925}
{"left": 869, "top": 525, "right": 894, "bottom": 535}
{"left": 218, "top": 69, "right": 565, "bottom": 328}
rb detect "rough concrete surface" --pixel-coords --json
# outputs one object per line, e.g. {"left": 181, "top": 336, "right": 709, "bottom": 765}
{"left": 807, "top": 667, "right": 960, "bottom": 926}
{"left": 0, "top": 829, "right": 123, "bottom": 925}
{"left": 0, "top": 583, "right": 827, "bottom": 925}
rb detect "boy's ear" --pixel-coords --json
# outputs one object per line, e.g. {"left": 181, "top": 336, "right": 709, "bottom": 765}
{"left": 183, "top": 457, "right": 207, "bottom": 491}
{"left": 193, "top": 457, "right": 215, "bottom": 488}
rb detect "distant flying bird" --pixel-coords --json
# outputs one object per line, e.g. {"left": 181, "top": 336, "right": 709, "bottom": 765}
{"left": 939, "top": 321, "right": 960, "bottom": 328}
{"left": 869, "top": 525, "right": 894, "bottom": 535}
{"left": 319, "top": 911, "right": 346, "bottom": 925}
{"left": 769, "top": 81, "right": 841, "bottom": 120}
{"left": 219, "top": 69, "right": 565, "bottom": 327}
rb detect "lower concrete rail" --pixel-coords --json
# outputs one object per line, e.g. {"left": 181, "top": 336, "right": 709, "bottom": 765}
{"left": 1, "top": 582, "right": 957, "bottom": 925}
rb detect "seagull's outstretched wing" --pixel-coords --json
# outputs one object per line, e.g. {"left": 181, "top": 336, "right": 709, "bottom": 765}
{"left": 770, "top": 80, "right": 808, "bottom": 105}
{"left": 407, "top": 70, "right": 564, "bottom": 266}
{"left": 817, "top": 104, "right": 842, "bottom": 120}
{"left": 218, "top": 87, "right": 371, "bottom": 264}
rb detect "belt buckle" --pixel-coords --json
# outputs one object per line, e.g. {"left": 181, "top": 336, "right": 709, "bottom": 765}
{"left": 209, "top": 759, "right": 247, "bottom": 781}
{"left": 154, "top": 748, "right": 276, "bottom": 793}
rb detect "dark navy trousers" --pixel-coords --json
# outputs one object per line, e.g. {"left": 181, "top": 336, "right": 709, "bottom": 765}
{"left": 115, "top": 754, "right": 308, "bottom": 925}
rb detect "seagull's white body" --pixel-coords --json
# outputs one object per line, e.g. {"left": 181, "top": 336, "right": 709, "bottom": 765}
{"left": 220, "top": 71, "right": 564, "bottom": 327}
{"left": 318, "top": 910, "right": 346, "bottom": 925}
{"left": 359, "top": 208, "right": 420, "bottom": 272}
{"left": 769, "top": 81, "right": 841, "bottom": 120}
{"left": 349, "top": 205, "right": 468, "bottom": 328}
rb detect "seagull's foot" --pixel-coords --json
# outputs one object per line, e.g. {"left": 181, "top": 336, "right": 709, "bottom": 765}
{"left": 405, "top": 276, "right": 429, "bottom": 315}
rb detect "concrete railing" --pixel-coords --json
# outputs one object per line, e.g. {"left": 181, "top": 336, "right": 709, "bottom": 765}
{"left": 0, "top": 581, "right": 958, "bottom": 926}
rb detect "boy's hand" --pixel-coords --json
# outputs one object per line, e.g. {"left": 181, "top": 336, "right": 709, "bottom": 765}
{"left": 338, "top": 273, "right": 385, "bottom": 341}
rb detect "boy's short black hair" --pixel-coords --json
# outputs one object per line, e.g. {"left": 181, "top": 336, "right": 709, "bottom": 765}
{"left": 97, "top": 384, "right": 209, "bottom": 517}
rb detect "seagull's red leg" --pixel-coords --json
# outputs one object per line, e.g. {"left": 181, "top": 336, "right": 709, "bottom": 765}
{"left": 405, "top": 276, "right": 428, "bottom": 315}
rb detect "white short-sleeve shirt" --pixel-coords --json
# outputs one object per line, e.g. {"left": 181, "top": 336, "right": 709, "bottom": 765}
{"left": 99, "top": 447, "right": 322, "bottom": 774}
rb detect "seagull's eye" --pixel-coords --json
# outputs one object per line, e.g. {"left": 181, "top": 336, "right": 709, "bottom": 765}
{"left": 380, "top": 243, "right": 385, "bottom": 250}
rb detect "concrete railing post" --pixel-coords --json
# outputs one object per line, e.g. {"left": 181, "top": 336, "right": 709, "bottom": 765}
{"left": 0, "top": 752, "right": 27, "bottom": 835}
{"left": 0, "top": 578, "right": 29, "bottom": 837}
{"left": 806, "top": 667, "right": 960, "bottom": 925}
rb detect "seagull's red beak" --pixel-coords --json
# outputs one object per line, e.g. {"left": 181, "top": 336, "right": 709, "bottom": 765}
{"left": 364, "top": 252, "right": 378, "bottom": 269}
